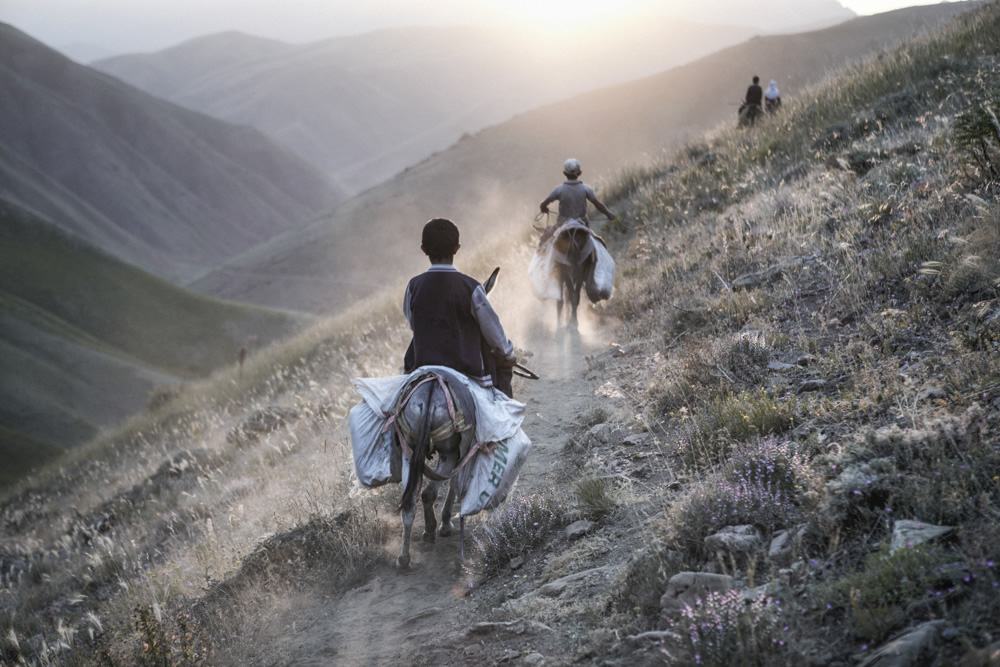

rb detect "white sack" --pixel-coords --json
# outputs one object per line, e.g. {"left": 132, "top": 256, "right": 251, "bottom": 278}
{"left": 454, "top": 428, "right": 531, "bottom": 516}
{"left": 350, "top": 366, "right": 527, "bottom": 489}
{"left": 528, "top": 240, "right": 561, "bottom": 301}
{"left": 349, "top": 401, "right": 395, "bottom": 487}
{"left": 586, "top": 238, "right": 615, "bottom": 302}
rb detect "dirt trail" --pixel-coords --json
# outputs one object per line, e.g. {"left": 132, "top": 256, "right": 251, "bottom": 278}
{"left": 267, "top": 302, "right": 613, "bottom": 665}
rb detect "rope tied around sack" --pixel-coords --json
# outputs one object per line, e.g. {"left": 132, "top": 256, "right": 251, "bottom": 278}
{"left": 381, "top": 372, "right": 496, "bottom": 481}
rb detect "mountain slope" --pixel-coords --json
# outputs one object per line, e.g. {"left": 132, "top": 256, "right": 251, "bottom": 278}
{"left": 93, "top": 18, "right": 758, "bottom": 194}
{"left": 0, "top": 23, "right": 343, "bottom": 282}
{"left": 191, "top": 2, "right": 976, "bottom": 315}
{"left": 0, "top": 198, "right": 307, "bottom": 478}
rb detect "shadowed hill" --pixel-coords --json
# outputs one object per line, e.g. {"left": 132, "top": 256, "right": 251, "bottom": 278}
{"left": 93, "top": 19, "right": 759, "bottom": 195}
{"left": 0, "top": 23, "right": 343, "bottom": 283}
{"left": 0, "top": 198, "right": 307, "bottom": 479}
{"left": 4, "top": 2, "right": 1000, "bottom": 663}
{"left": 191, "top": 2, "right": 977, "bottom": 315}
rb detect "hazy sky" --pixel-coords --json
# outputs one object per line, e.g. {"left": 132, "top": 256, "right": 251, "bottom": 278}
{"left": 1, "top": 0, "right": 957, "bottom": 57}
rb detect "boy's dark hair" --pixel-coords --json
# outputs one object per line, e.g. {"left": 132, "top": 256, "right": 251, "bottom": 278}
{"left": 753, "top": 75, "right": 760, "bottom": 84}
{"left": 421, "top": 218, "right": 460, "bottom": 259}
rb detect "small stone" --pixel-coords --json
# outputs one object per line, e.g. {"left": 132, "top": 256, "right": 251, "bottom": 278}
{"left": 510, "top": 556, "right": 525, "bottom": 571}
{"left": 566, "top": 520, "right": 593, "bottom": 540}
{"left": 622, "top": 433, "right": 653, "bottom": 447}
{"left": 890, "top": 520, "right": 954, "bottom": 554}
{"left": 768, "top": 361, "right": 798, "bottom": 372}
{"left": 798, "top": 379, "right": 826, "bottom": 393}
{"left": 660, "top": 572, "right": 735, "bottom": 614}
{"left": 704, "top": 525, "right": 763, "bottom": 557}
{"left": 916, "top": 386, "right": 947, "bottom": 402}
{"left": 523, "top": 653, "right": 546, "bottom": 665}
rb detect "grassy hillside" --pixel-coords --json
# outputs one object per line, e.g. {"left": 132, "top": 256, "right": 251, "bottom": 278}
{"left": 94, "top": 19, "right": 758, "bottom": 195}
{"left": 0, "top": 23, "right": 342, "bottom": 283}
{"left": 2, "top": 2, "right": 1000, "bottom": 665}
{"left": 190, "top": 2, "right": 976, "bottom": 316}
{"left": 0, "top": 199, "right": 307, "bottom": 476}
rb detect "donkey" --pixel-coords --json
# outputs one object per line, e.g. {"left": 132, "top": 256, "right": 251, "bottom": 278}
{"left": 392, "top": 371, "right": 476, "bottom": 568}
{"left": 391, "top": 268, "right": 506, "bottom": 568}
{"left": 552, "top": 221, "right": 596, "bottom": 328}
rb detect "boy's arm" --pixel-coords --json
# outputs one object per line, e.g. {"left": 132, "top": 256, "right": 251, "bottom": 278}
{"left": 470, "top": 286, "right": 515, "bottom": 362}
{"left": 539, "top": 186, "right": 560, "bottom": 214}
{"left": 402, "top": 284, "right": 414, "bottom": 329}
{"left": 587, "top": 187, "right": 616, "bottom": 220}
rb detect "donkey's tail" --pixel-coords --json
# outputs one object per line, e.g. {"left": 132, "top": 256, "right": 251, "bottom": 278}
{"left": 400, "top": 381, "right": 434, "bottom": 511}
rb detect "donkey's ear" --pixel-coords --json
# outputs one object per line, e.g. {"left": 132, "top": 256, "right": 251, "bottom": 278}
{"left": 483, "top": 267, "right": 501, "bottom": 294}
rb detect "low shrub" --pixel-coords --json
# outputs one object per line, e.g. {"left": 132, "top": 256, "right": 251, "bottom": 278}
{"left": 574, "top": 475, "right": 620, "bottom": 520}
{"left": 829, "top": 543, "right": 950, "bottom": 643}
{"left": 468, "top": 493, "right": 565, "bottom": 577}
{"left": 670, "top": 589, "right": 792, "bottom": 666}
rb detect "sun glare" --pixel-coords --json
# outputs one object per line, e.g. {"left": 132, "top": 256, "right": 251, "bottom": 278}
{"left": 502, "top": 0, "right": 620, "bottom": 28}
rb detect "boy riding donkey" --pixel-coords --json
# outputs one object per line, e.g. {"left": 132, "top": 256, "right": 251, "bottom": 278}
{"left": 538, "top": 158, "right": 615, "bottom": 241}
{"left": 403, "top": 218, "right": 518, "bottom": 397}
{"left": 350, "top": 218, "right": 532, "bottom": 568}
{"left": 530, "top": 159, "right": 617, "bottom": 327}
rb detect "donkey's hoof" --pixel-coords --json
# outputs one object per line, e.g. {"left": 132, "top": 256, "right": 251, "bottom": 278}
{"left": 422, "top": 531, "right": 436, "bottom": 543}
{"left": 438, "top": 523, "right": 453, "bottom": 537}
{"left": 396, "top": 554, "right": 410, "bottom": 569}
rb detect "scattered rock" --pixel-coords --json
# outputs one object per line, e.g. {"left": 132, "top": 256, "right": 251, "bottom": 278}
{"left": 798, "top": 379, "right": 827, "bottom": 393}
{"left": 566, "top": 520, "right": 594, "bottom": 540}
{"left": 704, "top": 525, "right": 763, "bottom": 559}
{"left": 916, "top": 386, "right": 947, "bottom": 402}
{"left": 522, "top": 653, "right": 546, "bottom": 665}
{"left": 890, "top": 520, "right": 954, "bottom": 554}
{"left": 584, "top": 423, "right": 622, "bottom": 448}
{"left": 510, "top": 556, "right": 525, "bottom": 571}
{"left": 859, "top": 620, "right": 946, "bottom": 667}
{"left": 733, "top": 265, "right": 784, "bottom": 289}
{"left": 542, "top": 566, "right": 615, "bottom": 600}
{"left": 769, "top": 524, "right": 807, "bottom": 562}
{"left": 660, "top": 572, "right": 735, "bottom": 614}
{"left": 622, "top": 433, "right": 654, "bottom": 448}
{"left": 768, "top": 361, "right": 798, "bottom": 372}
{"left": 466, "top": 620, "right": 555, "bottom": 637}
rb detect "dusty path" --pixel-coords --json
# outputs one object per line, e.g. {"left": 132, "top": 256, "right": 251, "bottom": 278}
{"left": 266, "top": 301, "right": 613, "bottom": 665}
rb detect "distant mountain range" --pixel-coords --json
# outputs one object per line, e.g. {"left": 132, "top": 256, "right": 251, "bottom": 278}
{"left": 0, "top": 23, "right": 344, "bottom": 283}
{"left": 92, "top": 18, "right": 760, "bottom": 195}
{"left": 188, "top": 3, "right": 975, "bottom": 315}
{"left": 0, "top": 198, "right": 305, "bottom": 482}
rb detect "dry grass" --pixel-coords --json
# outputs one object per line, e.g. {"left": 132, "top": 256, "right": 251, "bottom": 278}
{"left": 5, "top": 4, "right": 1000, "bottom": 665}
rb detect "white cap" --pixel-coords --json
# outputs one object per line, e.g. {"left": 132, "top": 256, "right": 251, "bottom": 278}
{"left": 563, "top": 158, "right": 581, "bottom": 176}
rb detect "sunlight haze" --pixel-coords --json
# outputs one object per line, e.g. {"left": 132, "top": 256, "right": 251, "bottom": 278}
{"left": 1, "top": 0, "right": 956, "bottom": 58}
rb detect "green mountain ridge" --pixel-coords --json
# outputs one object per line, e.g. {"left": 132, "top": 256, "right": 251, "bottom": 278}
{"left": 0, "top": 198, "right": 308, "bottom": 478}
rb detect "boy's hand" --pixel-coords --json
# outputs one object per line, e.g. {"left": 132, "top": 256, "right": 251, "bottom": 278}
{"left": 501, "top": 353, "right": 517, "bottom": 368}
{"left": 540, "top": 204, "right": 549, "bottom": 214}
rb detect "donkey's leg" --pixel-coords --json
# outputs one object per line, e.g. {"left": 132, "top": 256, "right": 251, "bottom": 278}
{"left": 438, "top": 483, "right": 457, "bottom": 537}
{"left": 397, "top": 490, "right": 418, "bottom": 569}
{"left": 434, "top": 432, "right": 463, "bottom": 538}
{"left": 421, "top": 479, "right": 441, "bottom": 542}
{"left": 568, "top": 276, "right": 582, "bottom": 328}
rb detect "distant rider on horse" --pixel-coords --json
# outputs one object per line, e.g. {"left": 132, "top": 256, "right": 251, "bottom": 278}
{"left": 739, "top": 75, "right": 764, "bottom": 127}
{"left": 403, "top": 218, "right": 518, "bottom": 397}
{"left": 537, "top": 158, "right": 615, "bottom": 243}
